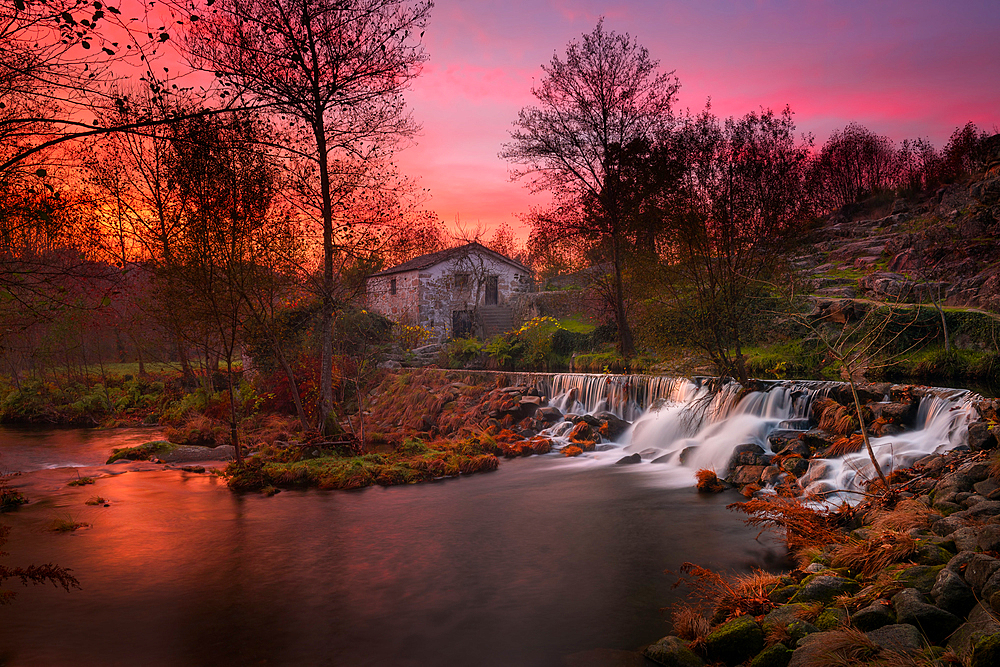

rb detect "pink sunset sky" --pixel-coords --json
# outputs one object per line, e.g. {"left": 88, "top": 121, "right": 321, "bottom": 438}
{"left": 392, "top": 0, "right": 1000, "bottom": 239}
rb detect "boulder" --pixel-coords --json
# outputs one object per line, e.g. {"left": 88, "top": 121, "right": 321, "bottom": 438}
{"left": 814, "top": 607, "right": 848, "bottom": 630}
{"left": 705, "top": 615, "right": 764, "bottom": 666}
{"left": 762, "top": 604, "right": 812, "bottom": 632}
{"left": 731, "top": 465, "right": 766, "bottom": 485}
{"left": 970, "top": 634, "right": 1000, "bottom": 667}
{"left": 616, "top": 453, "right": 642, "bottom": 465}
{"left": 949, "top": 603, "right": 1000, "bottom": 659}
{"left": 642, "top": 635, "right": 704, "bottom": 667}
{"left": 962, "top": 554, "right": 1000, "bottom": 596}
{"left": 866, "top": 623, "right": 924, "bottom": 652}
{"left": 893, "top": 565, "right": 944, "bottom": 595}
{"left": 594, "top": 411, "right": 630, "bottom": 440}
{"left": 749, "top": 644, "right": 792, "bottom": 667}
{"left": 852, "top": 601, "right": 895, "bottom": 631}
{"left": 931, "top": 567, "right": 977, "bottom": 618}
{"left": 968, "top": 422, "right": 999, "bottom": 451}
{"left": 790, "top": 575, "right": 859, "bottom": 604}
{"left": 892, "top": 588, "right": 962, "bottom": 643}
{"left": 780, "top": 457, "right": 810, "bottom": 478}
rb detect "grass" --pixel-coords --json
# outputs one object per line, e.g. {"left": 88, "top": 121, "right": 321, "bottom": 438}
{"left": 556, "top": 315, "right": 597, "bottom": 334}
{"left": 85, "top": 496, "right": 108, "bottom": 505}
{"left": 0, "top": 485, "right": 27, "bottom": 511}
{"left": 66, "top": 476, "right": 95, "bottom": 487}
{"left": 106, "top": 440, "right": 177, "bottom": 464}
{"left": 50, "top": 517, "right": 89, "bottom": 532}
{"left": 224, "top": 436, "right": 501, "bottom": 492}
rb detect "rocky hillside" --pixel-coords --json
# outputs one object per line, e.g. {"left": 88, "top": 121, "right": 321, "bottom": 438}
{"left": 794, "top": 160, "right": 1000, "bottom": 317}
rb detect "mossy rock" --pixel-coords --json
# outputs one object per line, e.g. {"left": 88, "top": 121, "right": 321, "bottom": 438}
{"left": 768, "top": 585, "right": 799, "bottom": 604}
{"left": 893, "top": 564, "right": 945, "bottom": 594}
{"left": 749, "top": 644, "right": 792, "bottom": 667}
{"left": 643, "top": 635, "right": 704, "bottom": 667}
{"left": 913, "top": 541, "right": 956, "bottom": 565}
{"left": 815, "top": 607, "right": 848, "bottom": 630}
{"left": 762, "top": 603, "right": 812, "bottom": 633}
{"left": 786, "top": 620, "right": 818, "bottom": 645}
{"left": 106, "top": 440, "right": 177, "bottom": 463}
{"left": 706, "top": 615, "right": 764, "bottom": 665}
{"left": 971, "top": 634, "right": 1000, "bottom": 667}
{"left": 789, "top": 574, "right": 859, "bottom": 604}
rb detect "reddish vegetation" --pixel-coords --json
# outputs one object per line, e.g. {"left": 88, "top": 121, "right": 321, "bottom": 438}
{"left": 562, "top": 446, "right": 584, "bottom": 457}
{"left": 696, "top": 469, "right": 726, "bottom": 493}
{"left": 824, "top": 433, "right": 866, "bottom": 457}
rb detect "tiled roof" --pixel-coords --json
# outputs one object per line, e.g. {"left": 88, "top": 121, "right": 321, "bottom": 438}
{"left": 368, "top": 242, "right": 531, "bottom": 278}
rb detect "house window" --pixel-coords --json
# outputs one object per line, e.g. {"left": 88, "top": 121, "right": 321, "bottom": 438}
{"left": 390, "top": 278, "right": 397, "bottom": 295}
{"left": 453, "top": 273, "right": 470, "bottom": 291}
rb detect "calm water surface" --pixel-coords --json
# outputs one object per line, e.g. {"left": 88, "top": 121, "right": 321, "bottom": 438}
{"left": 0, "top": 428, "right": 786, "bottom": 667}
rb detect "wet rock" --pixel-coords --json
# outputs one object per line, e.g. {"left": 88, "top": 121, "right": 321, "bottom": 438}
{"left": 968, "top": 422, "right": 999, "bottom": 451}
{"left": 761, "top": 466, "right": 784, "bottom": 486}
{"left": 853, "top": 600, "right": 895, "bottom": 631}
{"left": 568, "top": 422, "right": 597, "bottom": 445}
{"left": 970, "top": 634, "right": 1000, "bottom": 667}
{"left": 642, "top": 635, "right": 704, "bottom": 667}
{"left": 616, "top": 453, "right": 641, "bottom": 465}
{"left": 892, "top": 587, "right": 962, "bottom": 642}
{"left": 790, "top": 574, "right": 859, "bottom": 604}
{"left": 786, "top": 619, "right": 818, "bottom": 645}
{"left": 787, "top": 632, "right": 835, "bottom": 667}
{"left": 767, "top": 430, "right": 804, "bottom": 453}
{"left": 731, "top": 465, "right": 766, "bottom": 485}
{"left": 931, "top": 567, "right": 977, "bottom": 618}
{"left": 912, "top": 540, "right": 955, "bottom": 566}
{"left": 866, "top": 624, "right": 924, "bottom": 652}
{"left": 974, "top": 478, "right": 1000, "bottom": 498}
{"left": 800, "top": 429, "right": 838, "bottom": 451}
{"left": 594, "top": 411, "right": 630, "bottom": 440}
{"left": 705, "top": 615, "right": 764, "bottom": 666}
{"left": 781, "top": 457, "right": 809, "bottom": 478}
{"left": 776, "top": 441, "right": 811, "bottom": 459}
{"left": 814, "top": 607, "right": 848, "bottom": 630}
{"left": 762, "top": 603, "right": 811, "bottom": 632}
{"left": 572, "top": 414, "right": 602, "bottom": 428}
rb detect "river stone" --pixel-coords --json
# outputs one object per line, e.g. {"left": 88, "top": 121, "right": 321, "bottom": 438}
{"left": 768, "top": 429, "right": 803, "bottom": 453}
{"left": 780, "top": 457, "right": 809, "bottom": 478}
{"left": 912, "top": 540, "right": 955, "bottom": 566}
{"left": 767, "top": 585, "right": 799, "bottom": 605}
{"left": 931, "top": 567, "right": 977, "bottom": 618}
{"left": 949, "top": 603, "right": 1000, "bottom": 659}
{"left": 952, "top": 527, "right": 981, "bottom": 552}
{"left": 866, "top": 623, "right": 924, "bottom": 652}
{"left": 894, "top": 565, "right": 944, "bottom": 594}
{"left": 786, "top": 620, "right": 818, "bottom": 644}
{"left": 963, "top": 554, "right": 1000, "bottom": 595}
{"left": 957, "top": 500, "right": 1000, "bottom": 520}
{"left": 615, "top": 453, "right": 641, "bottom": 465}
{"left": 936, "top": 471, "right": 978, "bottom": 496}
{"left": 979, "top": 568, "right": 1000, "bottom": 602}
{"left": 968, "top": 422, "right": 999, "bottom": 451}
{"left": 731, "top": 465, "right": 766, "bottom": 485}
{"left": 974, "top": 478, "right": 1000, "bottom": 498}
{"left": 160, "top": 445, "right": 235, "bottom": 462}
{"left": 705, "top": 615, "right": 764, "bottom": 665}
{"left": 594, "top": 411, "right": 630, "bottom": 440}
{"left": 749, "top": 644, "right": 792, "bottom": 667}
{"left": 790, "top": 574, "right": 859, "bottom": 604}
{"left": 815, "top": 607, "right": 848, "bottom": 630}
{"left": 853, "top": 601, "right": 895, "bottom": 631}
{"left": 761, "top": 465, "right": 784, "bottom": 485}
{"left": 642, "top": 635, "right": 704, "bottom": 667}
{"left": 892, "top": 588, "right": 962, "bottom": 643}
{"left": 971, "top": 634, "right": 1000, "bottom": 667}
{"left": 535, "top": 406, "right": 562, "bottom": 422}
{"left": 932, "top": 515, "right": 969, "bottom": 536}
{"left": 762, "top": 604, "right": 811, "bottom": 632}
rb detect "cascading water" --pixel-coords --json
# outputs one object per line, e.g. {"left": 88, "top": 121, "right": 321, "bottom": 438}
{"left": 537, "top": 373, "right": 978, "bottom": 499}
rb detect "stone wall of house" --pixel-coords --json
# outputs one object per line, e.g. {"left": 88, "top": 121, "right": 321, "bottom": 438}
{"left": 366, "top": 270, "right": 420, "bottom": 324}
{"left": 417, "top": 256, "right": 533, "bottom": 341}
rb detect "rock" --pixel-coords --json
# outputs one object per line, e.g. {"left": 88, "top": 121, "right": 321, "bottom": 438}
{"left": 786, "top": 619, "right": 818, "bottom": 644}
{"left": 815, "top": 607, "right": 848, "bottom": 630}
{"left": 568, "top": 422, "right": 597, "bottom": 445}
{"left": 931, "top": 567, "right": 977, "bottom": 618}
{"left": 787, "top": 632, "right": 836, "bottom": 667}
{"left": 892, "top": 587, "right": 962, "bottom": 643}
{"left": 776, "top": 441, "right": 811, "bottom": 459}
{"left": 705, "top": 615, "right": 764, "bottom": 666}
{"left": 866, "top": 623, "right": 924, "bottom": 652}
{"left": 535, "top": 406, "right": 563, "bottom": 423}
{"left": 936, "top": 471, "right": 978, "bottom": 496}
{"left": 731, "top": 465, "right": 766, "bottom": 485}
{"left": 572, "top": 414, "right": 602, "bottom": 428}
{"left": 932, "top": 515, "right": 968, "bottom": 536}
{"left": 519, "top": 395, "right": 542, "bottom": 407}
{"left": 160, "top": 444, "right": 236, "bottom": 462}
{"left": 894, "top": 565, "right": 945, "bottom": 595}
{"left": 974, "top": 478, "right": 1000, "bottom": 498}
{"left": 749, "top": 644, "right": 792, "bottom": 667}
{"left": 949, "top": 603, "right": 1000, "bottom": 659}
{"left": 616, "top": 453, "right": 642, "bottom": 465}
{"left": 642, "top": 635, "right": 704, "bottom": 667}
{"left": 780, "top": 457, "right": 810, "bottom": 478}
{"left": 968, "top": 422, "right": 999, "bottom": 451}
{"left": 853, "top": 601, "right": 895, "bottom": 631}
{"left": 957, "top": 500, "right": 1000, "bottom": 520}
{"left": 377, "top": 359, "right": 402, "bottom": 369}
{"left": 800, "top": 429, "right": 838, "bottom": 451}
{"left": 912, "top": 540, "right": 954, "bottom": 566}
{"left": 594, "top": 411, "right": 630, "bottom": 440}
{"left": 761, "top": 466, "right": 785, "bottom": 486}
{"left": 979, "top": 568, "right": 1000, "bottom": 602}
{"left": 962, "top": 554, "right": 1000, "bottom": 595}
{"left": 970, "top": 634, "right": 1000, "bottom": 667}
{"left": 762, "top": 604, "right": 805, "bottom": 630}
{"left": 767, "top": 429, "right": 803, "bottom": 452}
{"left": 790, "top": 574, "right": 859, "bottom": 604}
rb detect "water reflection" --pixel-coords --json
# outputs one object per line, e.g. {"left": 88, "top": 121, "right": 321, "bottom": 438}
{"left": 0, "top": 448, "right": 785, "bottom": 666}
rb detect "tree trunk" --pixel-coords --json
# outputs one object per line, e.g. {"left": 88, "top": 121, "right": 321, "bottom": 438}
{"left": 315, "top": 120, "right": 337, "bottom": 435}
{"left": 610, "top": 230, "right": 635, "bottom": 359}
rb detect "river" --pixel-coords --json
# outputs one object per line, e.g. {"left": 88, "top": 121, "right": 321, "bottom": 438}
{"left": 0, "top": 426, "right": 785, "bottom": 667}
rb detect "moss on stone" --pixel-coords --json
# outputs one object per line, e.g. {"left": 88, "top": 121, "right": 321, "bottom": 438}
{"left": 706, "top": 615, "right": 764, "bottom": 665}
{"left": 749, "top": 644, "right": 792, "bottom": 667}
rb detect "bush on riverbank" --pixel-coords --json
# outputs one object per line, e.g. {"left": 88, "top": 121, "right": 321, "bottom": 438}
{"left": 224, "top": 435, "right": 501, "bottom": 492}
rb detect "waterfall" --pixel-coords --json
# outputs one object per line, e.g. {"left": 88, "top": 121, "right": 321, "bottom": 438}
{"left": 539, "top": 373, "right": 977, "bottom": 497}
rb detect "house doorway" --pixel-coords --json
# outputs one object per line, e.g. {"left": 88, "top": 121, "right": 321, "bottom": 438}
{"left": 485, "top": 275, "right": 498, "bottom": 306}
{"left": 452, "top": 310, "right": 474, "bottom": 338}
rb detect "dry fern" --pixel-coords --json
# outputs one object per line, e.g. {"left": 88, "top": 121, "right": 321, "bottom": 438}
{"left": 696, "top": 469, "right": 726, "bottom": 493}
{"left": 672, "top": 563, "right": 781, "bottom": 622}
{"left": 670, "top": 605, "right": 711, "bottom": 642}
{"left": 729, "top": 496, "right": 845, "bottom": 554}
{"left": 830, "top": 531, "right": 917, "bottom": 579}
{"left": 868, "top": 499, "right": 934, "bottom": 533}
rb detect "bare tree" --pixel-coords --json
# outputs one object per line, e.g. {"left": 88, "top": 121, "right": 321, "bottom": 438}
{"left": 501, "top": 19, "right": 679, "bottom": 358}
{"left": 185, "top": 0, "right": 431, "bottom": 434}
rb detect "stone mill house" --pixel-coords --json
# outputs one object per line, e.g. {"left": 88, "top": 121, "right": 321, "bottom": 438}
{"left": 365, "top": 242, "right": 534, "bottom": 342}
